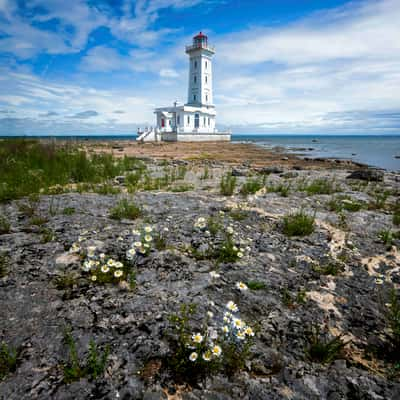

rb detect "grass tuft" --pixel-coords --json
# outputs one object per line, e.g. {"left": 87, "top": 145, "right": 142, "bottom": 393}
{"left": 220, "top": 172, "right": 237, "bottom": 196}
{"left": 282, "top": 210, "right": 315, "bottom": 237}
{"left": 0, "top": 215, "right": 10, "bottom": 234}
{"left": 306, "top": 326, "right": 347, "bottom": 364}
{"left": 109, "top": 199, "right": 142, "bottom": 220}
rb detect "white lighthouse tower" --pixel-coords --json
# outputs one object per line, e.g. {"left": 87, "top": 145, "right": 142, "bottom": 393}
{"left": 186, "top": 32, "right": 214, "bottom": 108}
{"left": 137, "top": 32, "right": 231, "bottom": 142}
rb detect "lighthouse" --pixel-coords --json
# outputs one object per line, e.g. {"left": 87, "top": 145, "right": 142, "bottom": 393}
{"left": 186, "top": 32, "right": 214, "bottom": 108}
{"left": 137, "top": 32, "right": 231, "bottom": 142}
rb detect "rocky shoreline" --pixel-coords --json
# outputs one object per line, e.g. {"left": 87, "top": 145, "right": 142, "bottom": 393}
{"left": 1, "top": 147, "right": 400, "bottom": 399}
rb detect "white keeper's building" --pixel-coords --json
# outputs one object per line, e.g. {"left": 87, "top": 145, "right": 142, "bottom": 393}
{"left": 137, "top": 32, "right": 231, "bottom": 142}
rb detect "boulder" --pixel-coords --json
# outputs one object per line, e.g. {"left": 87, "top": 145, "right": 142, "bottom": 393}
{"left": 346, "top": 169, "right": 384, "bottom": 182}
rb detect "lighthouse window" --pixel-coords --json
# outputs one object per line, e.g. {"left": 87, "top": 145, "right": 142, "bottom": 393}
{"left": 205, "top": 76, "right": 208, "bottom": 84}
{"left": 187, "top": 116, "right": 190, "bottom": 124}
{"left": 194, "top": 75, "right": 197, "bottom": 83}
{"left": 204, "top": 117, "right": 206, "bottom": 126}
{"left": 194, "top": 61, "right": 197, "bottom": 69}
{"left": 206, "top": 95, "right": 208, "bottom": 102}
{"left": 205, "top": 61, "right": 208, "bottom": 69}
{"left": 193, "top": 94, "right": 196, "bottom": 101}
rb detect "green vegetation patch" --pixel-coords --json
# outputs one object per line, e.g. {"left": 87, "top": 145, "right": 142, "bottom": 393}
{"left": 0, "top": 215, "right": 10, "bottom": 234}
{"left": 239, "top": 177, "right": 264, "bottom": 196}
{"left": 305, "top": 327, "right": 347, "bottom": 364}
{"left": 109, "top": 199, "right": 142, "bottom": 220}
{"left": 220, "top": 172, "right": 237, "bottom": 196}
{"left": 282, "top": 210, "right": 315, "bottom": 237}
{"left": 63, "top": 328, "right": 109, "bottom": 383}
{"left": 0, "top": 139, "right": 140, "bottom": 202}
{"left": 0, "top": 342, "right": 18, "bottom": 381}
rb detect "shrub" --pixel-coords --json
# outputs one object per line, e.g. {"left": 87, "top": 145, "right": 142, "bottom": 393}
{"left": 0, "top": 215, "right": 10, "bottom": 234}
{"left": 368, "top": 189, "right": 390, "bottom": 210}
{"left": 305, "top": 326, "right": 347, "bottom": 364}
{"left": 282, "top": 211, "right": 315, "bottom": 237}
{"left": 220, "top": 172, "right": 236, "bottom": 196}
{"left": 0, "top": 342, "right": 18, "bottom": 381}
{"left": 109, "top": 199, "right": 142, "bottom": 220}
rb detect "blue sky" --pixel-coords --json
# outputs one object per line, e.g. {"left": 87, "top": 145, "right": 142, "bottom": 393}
{"left": 0, "top": 0, "right": 399, "bottom": 135}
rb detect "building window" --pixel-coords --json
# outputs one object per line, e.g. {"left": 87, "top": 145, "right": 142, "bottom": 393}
{"left": 208, "top": 117, "right": 210, "bottom": 126}
{"left": 193, "top": 94, "right": 196, "bottom": 101}
{"left": 161, "top": 118, "right": 165, "bottom": 128}
{"left": 177, "top": 115, "right": 180, "bottom": 125}
{"left": 204, "top": 117, "right": 206, "bottom": 126}
{"left": 187, "top": 116, "right": 190, "bottom": 125}
{"left": 205, "top": 61, "right": 208, "bottom": 69}
{"left": 206, "top": 95, "right": 208, "bottom": 102}
{"left": 169, "top": 120, "right": 171, "bottom": 126}
{"left": 195, "top": 113, "right": 199, "bottom": 128}
{"left": 194, "top": 60, "right": 197, "bottom": 69}
{"left": 205, "top": 76, "right": 208, "bottom": 84}
{"left": 194, "top": 75, "right": 197, "bottom": 83}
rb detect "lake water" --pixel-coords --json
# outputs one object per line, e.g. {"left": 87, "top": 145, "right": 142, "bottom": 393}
{"left": 232, "top": 134, "right": 400, "bottom": 172}
{"left": 2, "top": 134, "right": 399, "bottom": 171}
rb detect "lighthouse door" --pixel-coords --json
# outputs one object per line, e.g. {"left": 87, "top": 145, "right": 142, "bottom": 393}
{"left": 194, "top": 113, "right": 199, "bottom": 129}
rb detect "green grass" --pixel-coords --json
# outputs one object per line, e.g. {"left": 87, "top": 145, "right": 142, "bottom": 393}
{"left": 327, "top": 196, "right": 365, "bottom": 212}
{"left": 62, "top": 207, "right": 75, "bottom": 216}
{"left": 29, "top": 215, "right": 49, "bottom": 226}
{"left": 229, "top": 209, "right": 250, "bottom": 221}
{"left": 305, "top": 327, "right": 346, "bottom": 364}
{"left": 282, "top": 211, "right": 315, "bottom": 237}
{"left": 169, "top": 183, "right": 194, "bottom": 192}
{"left": 0, "top": 139, "right": 141, "bottom": 202}
{"left": 246, "top": 281, "right": 266, "bottom": 290}
{"left": 386, "top": 288, "right": 400, "bottom": 354}
{"left": 239, "top": 177, "right": 264, "bottom": 195}
{"left": 109, "top": 199, "right": 142, "bottom": 220}
{"left": 312, "top": 262, "right": 344, "bottom": 276}
{"left": 299, "top": 178, "right": 341, "bottom": 195}
{"left": 93, "top": 183, "right": 120, "bottom": 195}
{"left": 0, "top": 215, "right": 10, "bottom": 234}
{"left": 220, "top": 172, "right": 237, "bottom": 196}
{"left": 0, "top": 253, "right": 8, "bottom": 278}
{"left": 63, "top": 329, "right": 109, "bottom": 383}
{"left": 268, "top": 183, "right": 290, "bottom": 197}
{"left": 0, "top": 342, "right": 18, "bottom": 381}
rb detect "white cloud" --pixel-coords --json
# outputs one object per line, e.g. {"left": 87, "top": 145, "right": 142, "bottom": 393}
{"left": 159, "top": 68, "right": 180, "bottom": 78}
{"left": 212, "top": 0, "right": 400, "bottom": 132}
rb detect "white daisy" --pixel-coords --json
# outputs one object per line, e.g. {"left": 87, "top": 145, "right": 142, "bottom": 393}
{"left": 101, "top": 265, "right": 110, "bottom": 273}
{"left": 192, "top": 333, "right": 203, "bottom": 344}
{"left": 226, "top": 301, "right": 238, "bottom": 313}
{"left": 114, "top": 270, "right": 123, "bottom": 278}
{"left": 236, "top": 281, "right": 248, "bottom": 291}
{"left": 189, "top": 352, "right": 198, "bottom": 362}
{"left": 211, "top": 345, "right": 222, "bottom": 357}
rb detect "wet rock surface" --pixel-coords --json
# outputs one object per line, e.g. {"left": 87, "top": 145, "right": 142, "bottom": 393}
{"left": 1, "top": 161, "right": 400, "bottom": 399}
